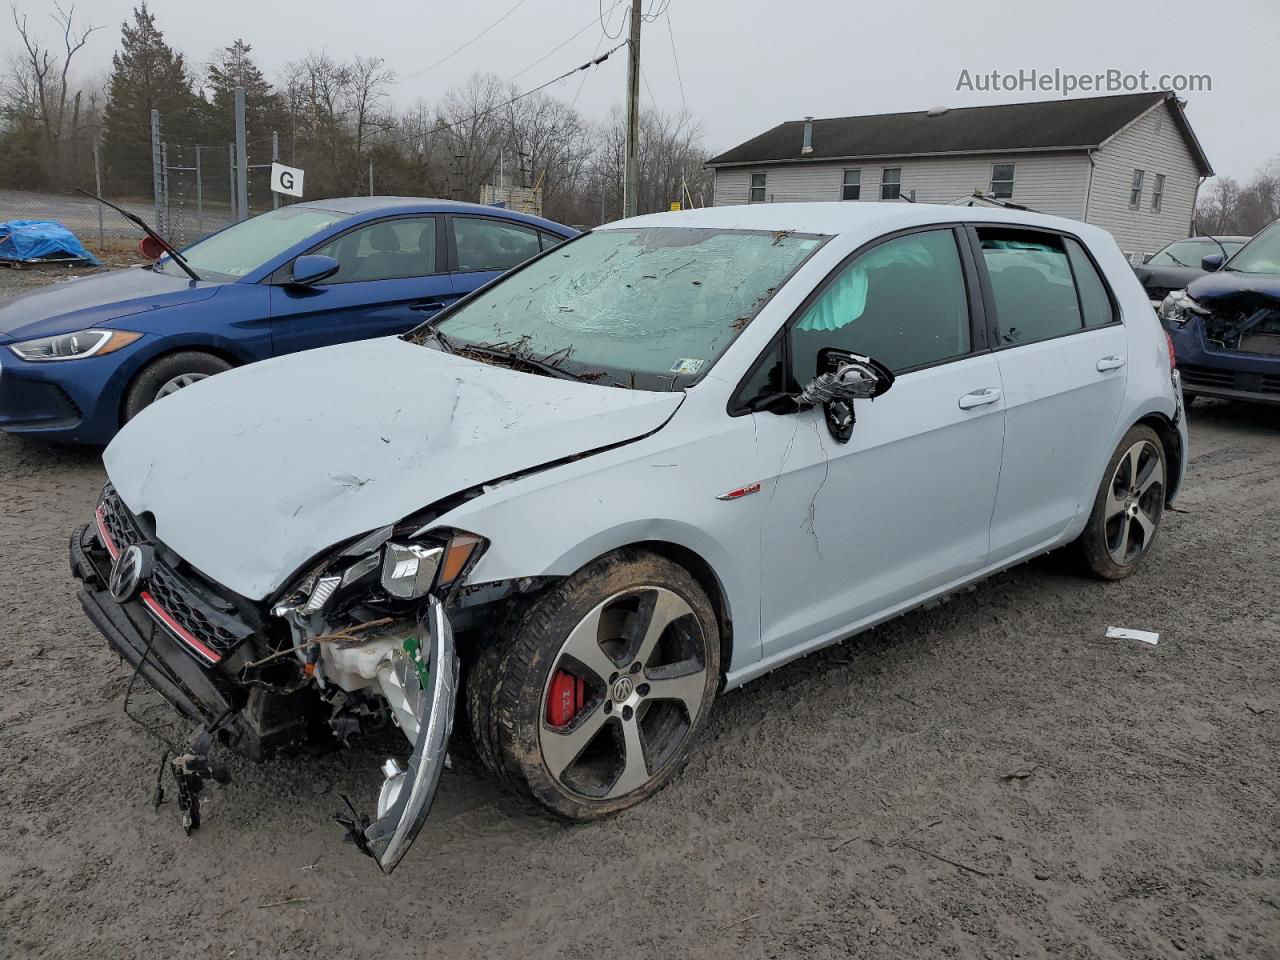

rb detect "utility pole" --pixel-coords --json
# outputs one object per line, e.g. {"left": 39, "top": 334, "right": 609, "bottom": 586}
{"left": 622, "top": 0, "right": 642, "bottom": 220}
{"left": 234, "top": 86, "right": 248, "bottom": 221}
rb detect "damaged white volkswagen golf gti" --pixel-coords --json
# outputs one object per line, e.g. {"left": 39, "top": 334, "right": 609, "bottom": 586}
{"left": 71, "top": 202, "right": 1187, "bottom": 872}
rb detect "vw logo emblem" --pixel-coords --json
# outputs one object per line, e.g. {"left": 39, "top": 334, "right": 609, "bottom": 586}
{"left": 611, "top": 675, "right": 635, "bottom": 703}
{"left": 109, "top": 544, "right": 151, "bottom": 603}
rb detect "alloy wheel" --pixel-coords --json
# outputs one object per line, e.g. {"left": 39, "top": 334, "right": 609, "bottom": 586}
{"left": 538, "top": 586, "right": 709, "bottom": 801}
{"left": 1104, "top": 439, "right": 1165, "bottom": 565}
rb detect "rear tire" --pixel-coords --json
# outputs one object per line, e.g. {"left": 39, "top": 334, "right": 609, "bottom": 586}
{"left": 1075, "top": 424, "right": 1167, "bottom": 580}
{"left": 123, "top": 350, "right": 232, "bottom": 422}
{"left": 467, "top": 549, "right": 720, "bottom": 820}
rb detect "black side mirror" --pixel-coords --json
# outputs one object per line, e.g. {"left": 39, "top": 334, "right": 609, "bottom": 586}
{"left": 289, "top": 254, "right": 340, "bottom": 287}
{"left": 798, "top": 348, "right": 895, "bottom": 443}
{"left": 1200, "top": 253, "right": 1225, "bottom": 272}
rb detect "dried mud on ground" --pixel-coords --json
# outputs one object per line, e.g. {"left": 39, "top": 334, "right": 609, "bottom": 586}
{"left": 0, "top": 401, "right": 1277, "bottom": 959}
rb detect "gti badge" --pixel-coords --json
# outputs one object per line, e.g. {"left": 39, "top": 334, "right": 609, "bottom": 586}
{"left": 109, "top": 543, "right": 153, "bottom": 603}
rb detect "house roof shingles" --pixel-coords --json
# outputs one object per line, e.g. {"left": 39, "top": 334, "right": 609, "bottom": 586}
{"left": 707, "top": 92, "right": 1212, "bottom": 176}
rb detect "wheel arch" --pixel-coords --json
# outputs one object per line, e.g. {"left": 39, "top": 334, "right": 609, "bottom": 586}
{"left": 1135, "top": 411, "right": 1184, "bottom": 504}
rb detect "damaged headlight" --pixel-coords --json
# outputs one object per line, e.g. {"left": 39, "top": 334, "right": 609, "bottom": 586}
{"left": 1159, "top": 290, "right": 1210, "bottom": 326}
{"left": 276, "top": 529, "right": 487, "bottom": 618}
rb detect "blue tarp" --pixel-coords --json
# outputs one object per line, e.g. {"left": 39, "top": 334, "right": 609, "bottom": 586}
{"left": 0, "top": 219, "right": 99, "bottom": 265}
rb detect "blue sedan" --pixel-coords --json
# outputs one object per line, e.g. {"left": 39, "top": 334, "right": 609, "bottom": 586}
{"left": 0, "top": 197, "right": 577, "bottom": 444}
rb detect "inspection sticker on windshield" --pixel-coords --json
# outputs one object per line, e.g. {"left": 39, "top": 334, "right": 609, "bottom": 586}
{"left": 670, "top": 358, "right": 705, "bottom": 374}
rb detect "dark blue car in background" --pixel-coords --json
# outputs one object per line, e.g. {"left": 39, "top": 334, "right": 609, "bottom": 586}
{"left": 1160, "top": 217, "right": 1280, "bottom": 406}
{"left": 0, "top": 197, "right": 576, "bottom": 443}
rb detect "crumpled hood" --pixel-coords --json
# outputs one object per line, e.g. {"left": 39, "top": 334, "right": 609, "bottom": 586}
{"left": 0, "top": 267, "right": 221, "bottom": 340}
{"left": 104, "top": 336, "right": 684, "bottom": 600}
{"left": 1187, "top": 269, "right": 1280, "bottom": 305}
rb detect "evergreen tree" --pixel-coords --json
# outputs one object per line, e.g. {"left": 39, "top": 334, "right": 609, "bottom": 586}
{"left": 101, "top": 2, "right": 201, "bottom": 194}
{"left": 205, "top": 40, "right": 283, "bottom": 154}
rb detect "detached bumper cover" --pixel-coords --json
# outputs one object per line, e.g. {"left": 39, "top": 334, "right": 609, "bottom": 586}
{"left": 353, "top": 598, "right": 459, "bottom": 873}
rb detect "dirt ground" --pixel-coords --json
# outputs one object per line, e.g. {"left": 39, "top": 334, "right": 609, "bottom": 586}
{"left": 0, "top": 268, "right": 1276, "bottom": 957}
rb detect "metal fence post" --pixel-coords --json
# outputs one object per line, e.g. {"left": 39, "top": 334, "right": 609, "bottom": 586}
{"left": 150, "top": 109, "right": 165, "bottom": 236}
{"left": 92, "top": 143, "right": 104, "bottom": 246}
{"left": 194, "top": 145, "right": 203, "bottom": 234}
{"left": 228, "top": 143, "right": 237, "bottom": 222}
{"left": 369, "top": 159, "right": 374, "bottom": 196}
{"left": 234, "top": 87, "right": 248, "bottom": 221}
{"left": 160, "top": 142, "right": 169, "bottom": 234}
{"left": 271, "top": 131, "right": 279, "bottom": 210}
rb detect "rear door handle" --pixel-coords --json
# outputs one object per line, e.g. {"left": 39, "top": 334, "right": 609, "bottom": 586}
{"left": 958, "top": 387, "right": 1002, "bottom": 410}
{"left": 1096, "top": 355, "right": 1126, "bottom": 372}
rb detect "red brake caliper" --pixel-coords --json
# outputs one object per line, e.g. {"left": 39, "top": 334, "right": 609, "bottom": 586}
{"left": 547, "top": 670, "right": 586, "bottom": 727}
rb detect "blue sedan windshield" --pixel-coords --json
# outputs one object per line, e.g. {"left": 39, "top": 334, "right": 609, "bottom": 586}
{"left": 158, "top": 207, "right": 346, "bottom": 280}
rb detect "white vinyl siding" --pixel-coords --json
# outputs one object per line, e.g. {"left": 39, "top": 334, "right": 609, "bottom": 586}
{"left": 1084, "top": 100, "right": 1202, "bottom": 262}
{"left": 712, "top": 152, "right": 1091, "bottom": 218}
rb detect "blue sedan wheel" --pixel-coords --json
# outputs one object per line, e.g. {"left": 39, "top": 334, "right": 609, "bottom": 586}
{"left": 123, "top": 351, "right": 232, "bottom": 423}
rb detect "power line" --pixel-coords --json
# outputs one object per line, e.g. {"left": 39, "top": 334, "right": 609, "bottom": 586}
{"left": 380, "top": 42, "right": 626, "bottom": 150}
{"left": 599, "top": 0, "right": 627, "bottom": 39}
{"left": 664, "top": 9, "right": 688, "bottom": 115}
{"left": 507, "top": 0, "right": 625, "bottom": 84}
{"left": 395, "top": 0, "right": 528, "bottom": 85}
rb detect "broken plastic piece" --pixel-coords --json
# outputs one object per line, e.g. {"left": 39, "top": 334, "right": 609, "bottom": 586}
{"left": 351, "top": 596, "right": 459, "bottom": 873}
{"left": 1106, "top": 626, "right": 1160, "bottom": 646}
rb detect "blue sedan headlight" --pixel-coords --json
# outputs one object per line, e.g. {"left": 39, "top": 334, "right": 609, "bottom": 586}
{"left": 9, "top": 328, "right": 142, "bottom": 361}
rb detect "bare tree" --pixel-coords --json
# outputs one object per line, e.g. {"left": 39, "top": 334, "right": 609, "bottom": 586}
{"left": 10, "top": 1, "right": 99, "bottom": 184}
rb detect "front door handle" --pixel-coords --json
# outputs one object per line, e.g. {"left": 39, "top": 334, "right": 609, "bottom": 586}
{"left": 410, "top": 296, "right": 457, "bottom": 313}
{"left": 1096, "top": 355, "right": 1126, "bottom": 372}
{"left": 958, "top": 387, "right": 1002, "bottom": 410}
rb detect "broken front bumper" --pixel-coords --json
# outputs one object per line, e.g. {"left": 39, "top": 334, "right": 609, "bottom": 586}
{"left": 70, "top": 518, "right": 460, "bottom": 875}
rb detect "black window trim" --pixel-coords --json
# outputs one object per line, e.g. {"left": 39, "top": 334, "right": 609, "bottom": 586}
{"left": 728, "top": 223, "right": 990, "bottom": 416}
{"left": 266, "top": 213, "right": 447, "bottom": 285}
{"left": 963, "top": 223, "right": 1122, "bottom": 354}
{"left": 444, "top": 212, "right": 549, "bottom": 274}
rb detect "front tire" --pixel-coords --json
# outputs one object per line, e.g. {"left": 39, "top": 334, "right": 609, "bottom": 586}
{"left": 123, "top": 351, "right": 232, "bottom": 422}
{"left": 467, "top": 549, "right": 720, "bottom": 820}
{"left": 1076, "top": 424, "right": 1167, "bottom": 579}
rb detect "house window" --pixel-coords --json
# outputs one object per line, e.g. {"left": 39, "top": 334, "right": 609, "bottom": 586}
{"left": 749, "top": 172, "right": 767, "bottom": 203}
{"left": 990, "top": 163, "right": 1015, "bottom": 199}
{"left": 842, "top": 169, "right": 861, "bottom": 201}
{"left": 1151, "top": 174, "right": 1166, "bottom": 213}
{"left": 880, "top": 168, "right": 902, "bottom": 200}
{"left": 1129, "top": 169, "right": 1145, "bottom": 209}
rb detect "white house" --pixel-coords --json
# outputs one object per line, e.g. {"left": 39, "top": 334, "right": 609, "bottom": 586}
{"left": 706, "top": 92, "right": 1213, "bottom": 263}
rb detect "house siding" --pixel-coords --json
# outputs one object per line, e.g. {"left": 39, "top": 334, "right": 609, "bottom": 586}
{"left": 712, "top": 152, "right": 1092, "bottom": 219}
{"left": 1084, "top": 100, "right": 1201, "bottom": 262}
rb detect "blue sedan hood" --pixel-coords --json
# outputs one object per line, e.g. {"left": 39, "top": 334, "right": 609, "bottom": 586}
{"left": 0, "top": 266, "right": 222, "bottom": 341}
{"left": 1187, "top": 269, "right": 1280, "bottom": 304}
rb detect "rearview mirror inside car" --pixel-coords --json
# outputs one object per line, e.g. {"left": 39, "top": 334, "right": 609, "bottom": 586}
{"left": 1200, "top": 253, "right": 1225, "bottom": 272}
{"left": 289, "top": 254, "right": 341, "bottom": 287}
{"left": 798, "top": 348, "right": 895, "bottom": 443}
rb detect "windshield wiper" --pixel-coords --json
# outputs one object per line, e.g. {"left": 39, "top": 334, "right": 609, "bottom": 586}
{"left": 462, "top": 343, "right": 592, "bottom": 382}
{"left": 74, "top": 187, "right": 202, "bottom": 283}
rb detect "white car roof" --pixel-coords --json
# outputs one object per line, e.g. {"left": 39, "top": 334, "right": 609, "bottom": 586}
{"left": 605, "top": 201, "right": 1108, "bottom": 246}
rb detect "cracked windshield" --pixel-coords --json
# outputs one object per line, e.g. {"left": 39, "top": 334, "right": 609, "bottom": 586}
{"left": 427, "top": 227, "right": 826, "bottom": 384}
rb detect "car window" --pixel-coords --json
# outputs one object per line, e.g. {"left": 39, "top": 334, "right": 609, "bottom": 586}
{"left": 1065, "top": 238, "right": 1116, "bottom": 328}
{"left": 1147, "top": 238, "right": 1215, "bottom": 268}
{"left": 790, "top": 228, "right": 971, "bottom": 382}
{"left": 159, "top": 206, "right": 346, "bottom": 280}
{"left": 540, "top": 231, "right": 566, "bottom": 250}
{"left": 311, "top": 218, "right": 438, "bottom": 284}
{"left": 978, "top": 229, "right": 1083, "bottom": 345}
{"left": 453, "top": 217, "right": 541, "bottom": 272}
{"left": 1225, "top": 220, "right": 1280, "bottom": 275}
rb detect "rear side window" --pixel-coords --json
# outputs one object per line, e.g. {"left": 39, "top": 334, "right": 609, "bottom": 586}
{"left": 978, "top": 229, "right": 1083, "bottom": 345}
{"left": 790, "top": 228, "right": 970, "bottom": 380}
{"left": 453, "top": 217, "right": 541, "bottom": 272}
{"left": 1064, "top": 238, "right": 1116, "bottom": 328}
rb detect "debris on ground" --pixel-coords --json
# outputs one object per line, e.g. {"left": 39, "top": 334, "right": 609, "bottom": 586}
{"left": 1106, "top": 626, "right": 1160, "bottom": 645}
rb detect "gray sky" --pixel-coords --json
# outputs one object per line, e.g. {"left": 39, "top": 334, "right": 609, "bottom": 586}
{"left": 22, "top": 0, "right": 1279, "bottom": 181}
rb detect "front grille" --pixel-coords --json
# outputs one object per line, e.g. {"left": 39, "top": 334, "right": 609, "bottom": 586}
{"left": 95, "top": 484, "right": 256, "bottom": 663}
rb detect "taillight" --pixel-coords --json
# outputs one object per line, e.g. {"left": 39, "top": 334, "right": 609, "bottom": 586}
{"left": 1165, "top": 331, "right": 1177, "bottom": 371}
